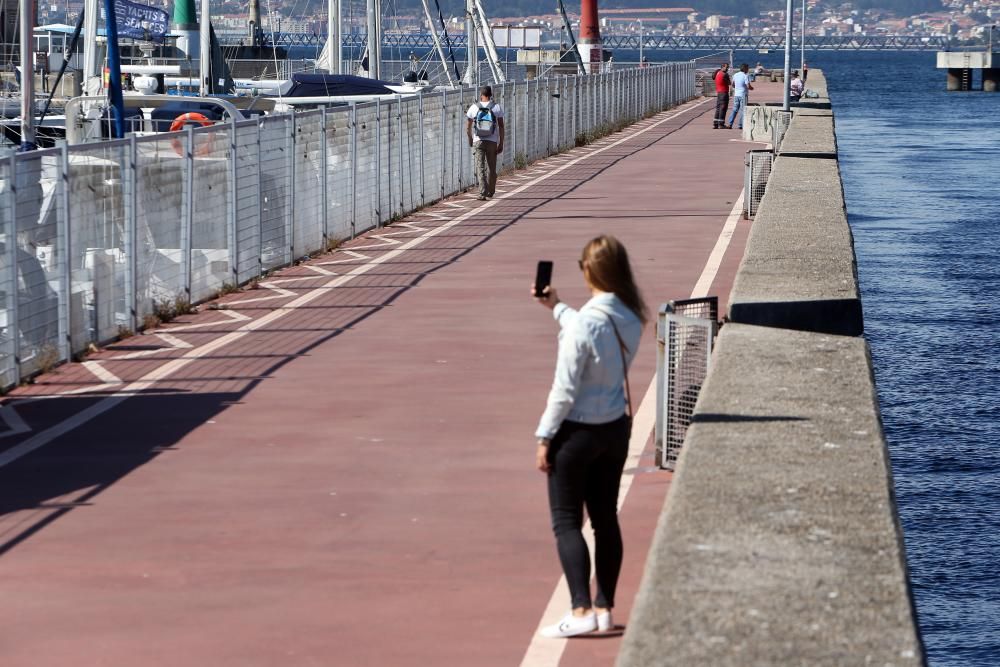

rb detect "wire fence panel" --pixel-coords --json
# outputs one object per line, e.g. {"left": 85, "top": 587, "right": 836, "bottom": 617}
{"left": 234, "top": 120, "right": 263, "bottom": 284}
{"left": 189, "top": 125, "right": 232, "bottom": 303}
{"left": 0, "top": 156, "right": 16, "bottom": 387}
{"left": 13, "top": 149, "right": 63, "bottom": 376}
{"left": 258, "top": 115, "right": 293, "bottom": 274}
{"left": 655, "top": 297, "right": 719, "bottom": 471}
{"left": 293, "top": 112, "right": 325, "bottom": 259}
{"left": 325, "top": 108, "right": 352, "bottom": 243}
{"left": 0, "top": 63, "right": 696, "bottom": 387}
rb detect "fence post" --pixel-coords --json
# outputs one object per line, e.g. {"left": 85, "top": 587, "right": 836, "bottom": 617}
{"left": 125, "top": 135, "right": 138, "bottom": 332}
{"left": 228, "top": 117, "right": 239, "bottom": 285}
{"left": 418, "top": 94, "right": 425, "bottom": 207}
{"left": 386, "top": 100, "right": 393, "bottom": 222}
{"left": 287, "top": 113, "right": 297, "bottom": 261}
{"left": 255, "top": 121, "right": 264, "bottom": 276}
{"left": 440, "top": 90, "right": 447, "bottom": 198}
{"left": 57, "top": 141, "right": 71, "bottom": 362}
{"left": 375, "top": 99, "right": 382, "bottom": 227}
{"left": 320, "top": 107, "right": 329, "bottom": 248}
{"left": 7, "top": 152, "right": 19, "bottom": 386}
{"left": 396, "top": 95, "right": 403, "bottom": 219}
{"left": 183, "top": 126, "right": 194, "bottom": 296}
{"left": 350, "top": 102, "right": 357, "bottom": 238}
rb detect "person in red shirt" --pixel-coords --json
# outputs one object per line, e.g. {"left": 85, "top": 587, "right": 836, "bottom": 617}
{"left": 713, "top": 63, "right": 731, "bottom": 129}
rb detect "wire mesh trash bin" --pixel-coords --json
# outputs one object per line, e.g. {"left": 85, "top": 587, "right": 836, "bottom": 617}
{"left": 744, "top": 149, "right": 774, "bottom": 219}
{"left": 655, "top": 297, "right": 719, "bottom": 470}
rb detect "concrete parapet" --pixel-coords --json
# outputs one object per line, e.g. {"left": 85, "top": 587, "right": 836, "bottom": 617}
{"left": 778, "top": 113, "right": 837, "bottom": 158}
{"left": 618, "top": 323, "right": 924, "bottom": 666}
{"left": 728, "top": 154, "right": 861, "bottom": 336}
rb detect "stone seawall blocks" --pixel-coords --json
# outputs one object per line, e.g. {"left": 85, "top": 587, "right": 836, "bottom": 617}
{"left": 728, "top": 155, "right": 862, "bottom": 336}
{"left": 618, "top": 324, "right": 923, "bottom": 666}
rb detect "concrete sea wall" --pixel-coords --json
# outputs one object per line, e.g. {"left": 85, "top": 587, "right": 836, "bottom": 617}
{"left": 619, "top": 71, "right": 926, "bottom": 666}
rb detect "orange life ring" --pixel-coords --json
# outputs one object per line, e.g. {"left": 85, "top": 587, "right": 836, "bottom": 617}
{"left": 170, "top": 112, "right": 215, "bottom": 157}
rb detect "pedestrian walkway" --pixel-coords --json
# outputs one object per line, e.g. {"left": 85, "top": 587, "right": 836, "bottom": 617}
{"left": 0, "top": 81, "right": 778, "bottom": 666}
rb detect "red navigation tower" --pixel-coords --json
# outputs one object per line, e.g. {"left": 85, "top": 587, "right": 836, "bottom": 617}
{"left": 578, "top": 0, "right": 602, "bottom": 73}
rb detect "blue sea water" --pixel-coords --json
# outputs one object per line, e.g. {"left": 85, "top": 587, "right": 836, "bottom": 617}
{"left": 826, "top": 51, "right": 1000, "bottom": 666}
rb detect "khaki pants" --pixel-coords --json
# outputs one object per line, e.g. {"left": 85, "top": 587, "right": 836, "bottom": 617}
{"left": 473, "top": 141, "right": 498, "bottom": 197}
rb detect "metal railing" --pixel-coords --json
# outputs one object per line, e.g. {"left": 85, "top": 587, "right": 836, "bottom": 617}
{"left": 655, "top": 297, "right": 718, "bottom": 471}
{"left": 0, "top": 63, "right": 696, "bottom": 388}
{"left": 744, "top": 149, "right": 773, "bottom": 219}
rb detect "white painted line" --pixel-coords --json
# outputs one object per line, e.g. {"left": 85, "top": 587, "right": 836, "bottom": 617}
{"left": 151, "top": 308, "right": 251, "bottom": 334}
{"left": 82, "top": 361, "right": 122, "bottom": 385}
{"left": 222, "top": 283, "right": 296, "bottom": 306}
{"left": 690, "top": 191, "right": 745, "bottom": 299}
{"left": 0, "top": 98, "right": 709, "bottom": 475}
{"left": 0, "top": 403, "right": 31, "bottom": 439}
{"left": 303, "top": 265, "right": 338, "bottom": 276}
{"left": 154, "top": 332, "right": 193, "bottom": 350}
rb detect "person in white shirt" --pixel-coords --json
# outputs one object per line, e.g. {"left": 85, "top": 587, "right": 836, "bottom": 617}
{"left": 789, "top": 71, "right": 804, "bottom": 102}
{"left": 725, "top": 63, "right": 754, "bottom": 130}
{"left": 532, "top": 235, "right": 648, "bottom": 638}
{"left": 465, "top": 85, "right": 505, "bottom": 200}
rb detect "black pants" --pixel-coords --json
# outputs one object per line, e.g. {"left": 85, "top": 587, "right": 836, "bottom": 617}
{"left": 714, "top": 92, "right": 730, "bottom": 127}
{"left": 547, "top": 416, "right": 630, "bottom": 610}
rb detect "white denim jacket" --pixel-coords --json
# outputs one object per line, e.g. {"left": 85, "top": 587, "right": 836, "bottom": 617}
{"left": 535, "top": 292, "right": 642, "bottom": 440}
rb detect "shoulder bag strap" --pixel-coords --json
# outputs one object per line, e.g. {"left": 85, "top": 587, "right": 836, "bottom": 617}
{"left": 605, "top": 316, "right": 633, "bottom": 420}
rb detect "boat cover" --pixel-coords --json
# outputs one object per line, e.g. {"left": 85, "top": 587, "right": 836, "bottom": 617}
{"left": 284, "top": 73, "right": 395, "bottom": 98}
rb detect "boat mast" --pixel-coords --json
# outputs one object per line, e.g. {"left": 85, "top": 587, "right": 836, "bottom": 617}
{"left": 462, "top": 0, "right": 476, "bottom": 85}
{"left": 82, "top": 0, "right": 100, "bottom": 94}
{"left": 365, "top": 0, "right": 380, "bottom": 79}
{"left": 327, "top": 0, "right": 340, "bottom": 74}
{"left": 419, "top": 0, "right": 453, "bottom": 86}
{"left": 18, "top": 0, "right": 35, "bottom": 149}
{"left": 472, "top": 0, "right": 503, "bottom": 83}
{"left": 199, "top": 0, "right": 210, "bottom": 95}
{"left": 248, "top": 0, "right": 262, "bottom": 46}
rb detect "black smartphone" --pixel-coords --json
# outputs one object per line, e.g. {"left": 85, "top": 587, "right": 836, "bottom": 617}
{"left": 534, "top": 261, "right": 553, "bottom": 298}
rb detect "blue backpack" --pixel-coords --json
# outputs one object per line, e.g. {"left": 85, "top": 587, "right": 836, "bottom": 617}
{"left": 474, "top": 102, "right": 496, "bottom": 138}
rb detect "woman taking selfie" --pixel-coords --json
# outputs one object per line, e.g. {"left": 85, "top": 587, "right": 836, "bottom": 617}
{"left": 532, "top": 235, "right": 648, "bottom": 638}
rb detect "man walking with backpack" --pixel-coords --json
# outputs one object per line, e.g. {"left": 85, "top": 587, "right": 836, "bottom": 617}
{"left": 466, "top": 85, "right": 505, "bottom": 201}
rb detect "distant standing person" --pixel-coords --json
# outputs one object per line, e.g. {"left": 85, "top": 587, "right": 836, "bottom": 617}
{"left": 802, "top": 61, "right": 809, "bottom": 82}
{"left": 532, "top": 235, "right": 647, "bottom": 638}
{"left": 466, "top": 85, "right": 505, "bottom": 201}
{"left": 712, "top": 62, "right": 731, "bottom": 129}
{"left": 789, "top": 71, "right": 804, "bottom": 103}
{"left": 725, "top": 63, "right": 754, "bottom": 130}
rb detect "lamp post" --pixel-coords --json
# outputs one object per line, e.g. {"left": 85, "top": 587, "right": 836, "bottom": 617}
{"left": 783, "top": 0, "right": 792, "bottom": 110}
{"left": 800, "top": 0, "right": 806, "bottom": 72}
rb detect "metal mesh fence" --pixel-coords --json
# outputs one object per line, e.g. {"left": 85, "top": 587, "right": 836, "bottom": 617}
{"left": 772, "top": 109, "right": 793, "bottom": 152}
{"left": 744, "top": 149, "right": 774, "bottom": 219}
{"left": 0, "top": 63, "right": 696, "bottom": 387}
{"left": 655, "top": 297, "right": 719, "bottom": 471}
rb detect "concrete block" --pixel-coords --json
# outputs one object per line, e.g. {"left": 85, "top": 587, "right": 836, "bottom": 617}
{"left": 779, "top": 114, "right": 837, "bottom": 158}
{"left": 728, "top": 156, "right": 862, "bottom": 336}
{"left": 618, "top": 323, "right": 924, "bottom": 667}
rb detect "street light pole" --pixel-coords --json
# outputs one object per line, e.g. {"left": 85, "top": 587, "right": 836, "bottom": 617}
{"left": 800, "top": 0, "right": 806, "bottom": 72}
{"left": 783, "top": 0, "right": 793, "bottom": 110}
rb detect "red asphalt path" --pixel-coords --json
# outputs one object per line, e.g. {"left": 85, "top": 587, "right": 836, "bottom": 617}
{"left": 0, "top": 82, "right": 778, "bottom": 666}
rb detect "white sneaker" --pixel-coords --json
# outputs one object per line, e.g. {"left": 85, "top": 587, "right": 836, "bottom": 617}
{"left": 539, "top": 612, "right": 598, "bottom": 638}
{"left": 596, "top": 610, "right": 613, "bottom": 632}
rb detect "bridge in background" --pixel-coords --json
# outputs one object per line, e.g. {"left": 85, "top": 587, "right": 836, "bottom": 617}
{"left": 219, "top": 32, "right": 953, "bottom": 51}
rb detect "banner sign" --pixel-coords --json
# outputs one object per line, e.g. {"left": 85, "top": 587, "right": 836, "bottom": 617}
{"left": 113, "top": 0, "right": 170, "bottom": 42}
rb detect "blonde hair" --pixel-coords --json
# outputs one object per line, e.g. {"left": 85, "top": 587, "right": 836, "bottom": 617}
{"left": 581, "top": 235, "right": 649, "bottom": 325}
